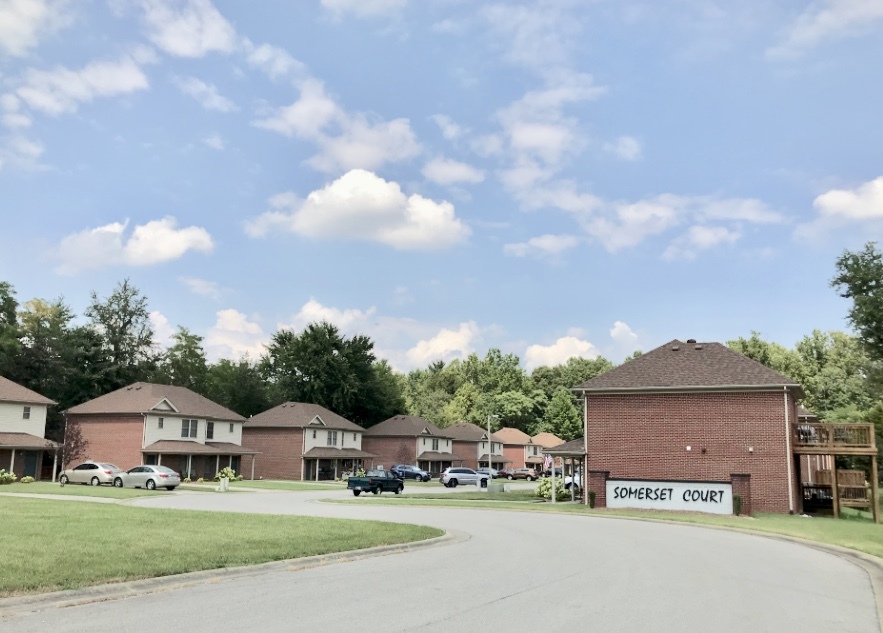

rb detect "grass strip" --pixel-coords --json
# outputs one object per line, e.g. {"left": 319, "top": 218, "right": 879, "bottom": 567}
{"left": 179, "top": 480, "right": 341, "bottom": 491}
{"left": 335, "top": 494, "right": 883, "bottom": 559}
{"left": 0, "top": 497, "right": 442, "bottom": 597}
{"left": 0, "top": 482, "right": 168, "bottom": 499}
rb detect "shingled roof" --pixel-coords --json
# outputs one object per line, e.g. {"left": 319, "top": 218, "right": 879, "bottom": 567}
{"left": 494, "top": 427, "right": 531, "bottom": 445}
{"left": 445, "top": 422, "right": 503, "bottom": 443}
{"left": 0, "top": 376, "right": 55, "bottom": 405}
{"left": 364, "top": 415, "right": 451, "bottom": 437}
{"left": 245, "top": 402, "right": 362, "bottom": 431}
{"left": 573, "top": 340, "right": 803, "bottom": 396}
{"left": 66, "top": 382, "right": 244, "bottom": 421}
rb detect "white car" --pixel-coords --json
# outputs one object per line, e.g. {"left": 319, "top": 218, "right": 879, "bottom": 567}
{"left": 59, "top": 461, "right": 124, "bottom": 486}
{"left": 564, "top": 469, "right": 582, "bottom": 491}
{"left": 114, "top": 465, "right": 182, "bottom": 491}
{"left": 440, "top": 467, "right": 489, "bottom": 488}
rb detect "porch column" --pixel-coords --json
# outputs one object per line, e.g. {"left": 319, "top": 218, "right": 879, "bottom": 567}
{"left": 831, "top": 462, "right": 840, "bottom": 519}
{"left": 186, "top": 455, "right": 192, "bottom": 479}
{"left": 316, "top": 460, "right": 319, "bottom": 482}
{"left": 9, "top": 448, "right": 15, "bottom": 473}
{"left": 334, "top": 459, "right": 338, "bottom": 480}
{"left": 215, "top": 455, "right": 220, "bottom": 474}
{"left": 250, "top": 456, "right": 255, "bottom": 481}
{"left": 871, "top": 456, "right": 879, "bottom": 524}
{"left": 52, "top": 450, "right": 58, "bottom": 483}
{"left": 229, "top": 455, "right": 233, "bottom": 468}
{"left": 157, "top": 454, "right": 162, "bottom": 466}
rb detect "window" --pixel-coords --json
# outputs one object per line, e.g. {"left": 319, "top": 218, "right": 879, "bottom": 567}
{"left": 312, "top": 429, "right": 316, "bottom": 439}
{"left": 22, "top": 406, "right": 30, "bottom": 419}
{"left": 229, "top": 423, "right": 234, "bottom": 433}
{"left": 206, "top": 422, "right": 214, "bottom": 440}
{"left": 181, "top": 419, "right": 198, "bottom": 438}
{"left": 353, "top": 433, "right": 356, "bottom": 441}
{"left": 423, "top": 438, "right": 426, "bottom": 446}
{"left": 327, "top": 430, "right": 338, "bottom": 446}
{"left": 158, "top": 417, "right": 164, "bottom": 429}
{"left": 432, "top": 438, "right": 439, "bottom": 451}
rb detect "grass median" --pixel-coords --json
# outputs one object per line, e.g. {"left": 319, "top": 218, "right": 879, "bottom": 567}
{"left": 335, "top": 491, "right": 883, "bottom": 559}
{"left": 0, "top": 497, "right": 442, "bottom": 597}
{"left": 0, "top": 482, "right": 168, "bottom": 499}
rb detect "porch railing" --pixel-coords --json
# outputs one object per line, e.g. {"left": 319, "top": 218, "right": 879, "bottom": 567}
{"left": 793, "top": 423, "right": 876, "bottom": 450}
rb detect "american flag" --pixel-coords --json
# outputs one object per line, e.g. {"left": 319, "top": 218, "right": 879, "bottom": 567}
{"left": 543, "top": 454, "right": 552, "bottom": 470}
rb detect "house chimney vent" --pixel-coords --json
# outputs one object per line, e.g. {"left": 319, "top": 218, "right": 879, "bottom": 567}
{"left": 671, "top": 345, "right": 680, "bottom": 351}
{"left": 694, "top": 345, "right": 703, "bottom": 350}
{"left": 687, "top": 339, "right": 697, "bottom": 344}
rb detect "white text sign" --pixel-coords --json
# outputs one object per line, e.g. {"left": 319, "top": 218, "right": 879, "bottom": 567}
{"left": 606, "top": 479, "right": 733, "bottom": 515}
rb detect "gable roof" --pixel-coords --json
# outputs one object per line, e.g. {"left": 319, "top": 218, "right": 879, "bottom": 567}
{"left": 494, "top": 427, "right": 531, "bottom": 445}
{"left": 797, "top": 406, "right": 818, "bottom": 420}
{"left": 364, "top": 415, "right": 451, "bottom": 437}
{"left": 445, "top": 422, "right": 502, "bottom": 443}
{"left": 66, "top": 382, "right": 245, "bottom": 421}
{"left": 532, "top": 432, "right": 564, "bottom": 448}
{"left": 573, "top": 340, "right": 803, "bottom": 396}
{"left": 0, "top": 376, "right": 55, "bottom": 405}
{"left": 546, "top": 437, "right": 585, "bottom": 455}
{"left": 245, "top": 402, "right": 362, "bottom": 431}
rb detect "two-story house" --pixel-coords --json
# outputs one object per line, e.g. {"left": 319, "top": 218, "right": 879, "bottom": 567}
{"left": 446, "top": 422, "right": 510, "bottom": 471}
{"left": 0, "top": 376, "right": 59, "bottom": 480}
{"left": 362, "top": 415, "right": 462, "bottom": 475}
{"left": 494, "top": 427, "right": 549, "bottom": 470}
{"left": 242, "top": 402, "right": 375, "bottom": 480}
{"left": 65, "top": 382, "right": 258, "bottom": 479}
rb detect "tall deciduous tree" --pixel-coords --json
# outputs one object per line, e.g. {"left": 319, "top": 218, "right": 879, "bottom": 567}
{"left": 832, "top": 242, "right": 883, "bottom": 364}
{"left": 156, "top": 327, "right": 208, "bottom": 392}
{"left": 539, "top": 387, "right": 582, "bottom": 440}
{"left": 0, "top": 282, "right": 20, "bottom": 376}
{"left": 204, "top": 357, "right": 269, "bottom": 418}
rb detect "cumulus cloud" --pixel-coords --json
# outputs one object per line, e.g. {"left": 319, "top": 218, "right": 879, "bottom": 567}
{"left": 179, "top": 276, "right": 224, "bottom": 300}
{"left": 0, "top": 0, "right": 71, "bottom": 57}
{"left": 663, "top": 225, "right": 741, "bottom": 260}
{"left": 242, "top": 40, "right": 306, "bottom": 81}
{"left": 431, "top": 114, "right": 464, "bottom": 140}
{"left": 203, "top": 133, "right": 224, "bottom": 150}
{"left": 321, "top": 0, "right": 407, "bottom": 19}
{"left": 482, "top": 2, "right": 583, "bottom": 71}
{"left": 610, "top": 321, "right": 639, "bottom": 353}
{"left": 422, "top": 157, "right": 484, "bottom": 185}
{"left": 406, "top": 322, "right": 480, "bottom": 366}
{"left": 604, "top": 135, "right": 643, "bottom": 161}
{"left": 15, "top": 56, "right": 149, "bottom": 115}
{"left": 205, "top": 309, "right": 267, "bottom": 361}
{"left": 149, "top": 310, "right": 175, "bottom": 347}
{"left": 503, "top": 234, "right": 580, "bottom": 258}
{"left": 246, "top": 169, "right": 470, "bottom": 251}
{"left": 138, "top": 0, "right": 236, "bottom": 57}
{"left": 524, "top": 336, "right": 599, "bottom": 372}
{"left": 55, "top": 217, "right": 213, "bottom": 274}
{"left": 173, "top": 76, "right": 237, "bottom": 112}
{"left": 0, "top": 134, "right": 44, "bottom": 170}
{"left": 796, "top": 175, "right": 883, "bottom": 239}
{"left": 284, "top": 298, "right": 377, "bottom": 332}
{"left": 767, "top": 0, "right": 883, "bottom": 59}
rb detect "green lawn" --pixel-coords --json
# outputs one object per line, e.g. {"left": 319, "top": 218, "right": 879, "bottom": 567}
{"left": 336, "top": 494, "right": 883, "bottom": 559}
{"left": 0, "top": 481, "right": 169, "bottom": 499}
{"left": 0, "top": 497, "right": 442, "bottom": 597}
{"left": 180, "top": 479, "right": 341, "bottom": 491}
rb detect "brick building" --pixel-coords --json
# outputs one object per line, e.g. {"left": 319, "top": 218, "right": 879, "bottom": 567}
{"left": 573, "top": 339, "right": 805, "bottom": 514}
{"left": 362, "top": 415, "right": 462, "bottom": 475}
{"left": 446, "top": 422, "right": 509, "bottom": 471}
{"left": 242, "top": 402, "right": 374, "bottom": 481}
{"left": 0, "top": 376, "right": 59, "bottom": 480}
{"left": 495, "top": 427, "right": 552, "bottom": 470}
{"left": 65, "top": 382, "right": 257, "bottom": 478}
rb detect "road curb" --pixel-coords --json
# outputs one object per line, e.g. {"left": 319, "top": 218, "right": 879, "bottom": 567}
{"left": 0, "top": 529, "right": 468, "bottom": 618}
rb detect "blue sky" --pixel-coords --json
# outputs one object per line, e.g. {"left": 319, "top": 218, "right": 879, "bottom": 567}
{"left": 2, "top": 0, "right": 883, "bottom": 371}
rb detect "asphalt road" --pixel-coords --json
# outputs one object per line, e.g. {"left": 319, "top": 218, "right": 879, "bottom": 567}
{"left": 3, "top": 488, "right": 880, "bottom": 633}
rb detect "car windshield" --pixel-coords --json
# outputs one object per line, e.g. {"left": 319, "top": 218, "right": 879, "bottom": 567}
{"left": 154, "top": 466, "right": 177, "bottom": 474}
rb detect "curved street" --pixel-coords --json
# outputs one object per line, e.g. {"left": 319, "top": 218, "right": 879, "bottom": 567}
{"left": 3, "top": 488, "right": 880, "bottom": 633}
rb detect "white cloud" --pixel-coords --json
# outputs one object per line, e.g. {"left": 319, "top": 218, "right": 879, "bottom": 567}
{"left": 173, "top": 76, "right": 237, "bottom": 112}
{"left": 246, "top": 169, "right": 470, "bottom": 251}
{"left": 609, "top": 321, "right": 639, "bottom": 352}
{"left": 524, "top": 336, "right": 599, "bottom": 372}
{"left": 243, "top": 40, "right": 305, "bottom": 81}
{"left": 285, "top": 298, "right": 377, "bottom": 332}
{"left": 203, "top": 133, "right": 224, "bottom": 150}
{"left": 431, "top": 114, "right": 464, "bottom": 140}
{"left": 321, "top": 0, "right": 407, "bottom": 19}
{"left": 149, "top": 310, "right": 175, "bottom": 347}
{"left": 15, "top": 56, "right": 149, "bottom": 116}
{"left": 0, "top": 0, "right": 71, "bottom": 57}
{"left": 581, "top": 196, "right": 682, "bottom": 252}
{"left": 205, "top": 309, "right": 267, "bottom": 361}
{"left": 179, "top": 276, "right": 224, "bottom": 300}
{"left": 796, "top": 175, "right": 883, "bottom": 239}
{"left": 55, "top": 217, "right": 213, "bottom": 274}
{"left": 0, "top": 134, "right": 44, "bottom": 170}
{"left": 482, "top": 2, "right": 583, "bottom": 71}
{"left": 253, "top": 79, "right": 420, "bottom": 173}
{"left": 768, "top": 0, "right": 883, "bottom": 59}
{"left": 422, "top": 157, "right": 484, "bottom": 185}
{"left": 604, "top": 135, "right": 643, "bottom": 161}
{"left": 504, "top": 234, "right": 580, "bottom": 258}
{"left": 138, "top": 0, "right": 236, "bottom": 57}
{"left": 406, "top": 322, "right": 480, "bottom": 366}
{"left": 663, "top": 225, "right": 741, "bottom": 261}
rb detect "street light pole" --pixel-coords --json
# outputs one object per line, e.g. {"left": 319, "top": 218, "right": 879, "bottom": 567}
{"left": 486, "top": 414, "right": 498, "bottom": 473}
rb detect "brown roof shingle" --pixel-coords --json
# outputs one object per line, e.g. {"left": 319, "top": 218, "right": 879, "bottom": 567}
{"left": 245, "top": 402, "right": 362, "bottom": 431}
{"left": 142, "top": 440, "right": 258, "bottom": 455}
{"left": 445, "top": 422, "right": 502, "bottom": 443}
{"left": 494, "top": 427, "right": 531, "bottom": 445}
{"left": 0, "top": 432, "right": 60, "bottom": 449}
{"left": 546, "top": 438, "right": 585, "bottom": 455}
{"left": 0, "top": 376, "right": 55, "bottom": 405}
{"left": 302, "top": 447, "right": 376, "bottom": 459}
{"left": 531, "top": 432, "right": 564, "bottom": 448}
{"left": 66, "top": 383, "right": 245, "bottom": 421}
{"left": 573, "top": 340, "right": 803, "bottom": 395}
{"left": 364, "top": 415, "right": 451, "bottom": 438}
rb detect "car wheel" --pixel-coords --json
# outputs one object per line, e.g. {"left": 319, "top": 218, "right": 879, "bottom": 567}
{"left": 353, "top": 490, "right": 361, "bottom": 496}
{"left": 59, "top": 474, "right": 69, "bottom": 485}
{"left": 526, "top": 476, "right": 534, "bottom": 481}
{"left": 395, "top": 485, "right": 403, "bottom": 494}
{"left": 113, "top": 477, "right": 124, "bottom": 488}
{"left": 449, "top": 478, "right": 458, "bottom": 488}
{"left": 90, "top": 476, "right": 100, "bottom": 486}
{"left": 166, "top": 486, "right": 176, "bottom": 491}
{"left": 146, "top": 479, "right": 156, "bottom": 490}
{"left": 507, "top": 475, "right": 514, "bottom": 480}
{"left": 481, "top": 479, "right": 488, "bottom": 488}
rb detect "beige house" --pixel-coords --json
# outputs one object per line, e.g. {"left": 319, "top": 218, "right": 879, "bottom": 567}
{"left": 447, "top": 422, "right": 509, "bottom": 470}
{"left": 362, "top": 415, "right": 461, "bottom": 475}
{"left": 0, "top": 376, "right": 59, "bottom": 480}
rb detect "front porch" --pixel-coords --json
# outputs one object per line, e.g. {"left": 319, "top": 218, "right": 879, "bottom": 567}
{"left": 0, "top": 432, "right": 60, "bottom": 481}
{"left": 478, "top": 454, "right": 512, "bottom": 470}
{"left": 417, "top": 451, "right": 463, "bottom": 476}
{"left": 142, "top": 440, "right": 260, "bottom": 480}
{"left": 302, "top": 447, "right": 376, "bottom": 481}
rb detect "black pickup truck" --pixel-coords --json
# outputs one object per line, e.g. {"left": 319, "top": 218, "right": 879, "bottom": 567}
{"left": 347, "top": 470, "right": 404, "bottom": 496}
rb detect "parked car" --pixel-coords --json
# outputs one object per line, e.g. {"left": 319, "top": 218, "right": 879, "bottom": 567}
{"left": 440, "top": 467, "right": 489, "bottom": 488}
{"left": 564, "top": 469, "right": 582, "bottom": 491}
{"left": 542, "top": 467, "right": 563, "bottom": 478}
{"left": 508, "top": 468, "right": 538, "bottom": 481}
{"left": 498, "top": 468, "right": 516, "bottom": 479}
{"left": 477, "top": 467, "right": 501, "bottom": 479}
{"left": 59, "top": 461, "right": 124, "bottom": 486}
{"left": 348, "top": 469, "right": 404, "bottom": 496}
{"left": 114, "top": 465, "right": 181, "bottom": 491}
{"left": 391, "top": 464, "right": 431, "bottom": 482}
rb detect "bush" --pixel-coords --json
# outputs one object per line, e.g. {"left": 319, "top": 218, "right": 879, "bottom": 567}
{"left": 196, "top": 477, "right": 204, "bottom": 483}
{"left": 183, "top": 477, "right": 192, "bottom": 483}
{"left": 733, "top": 494, "right": 742, "bottom": 516}
{"left": 235, "top": 475, "right": 243, "bottom": 481}
{"left": 588, "top": 490, "right": 596, "bottom": 509}
{"left": 214, "top": 466, "right": 237, "bottom": 482}
{"left": 19, "top": 476, "right": 35, "bottom": 484}
{"left": 536, "top": 476, "right": 568, "bottom": 501}
{"left": 0, "top": 469, "right": 17, "bottom": 485}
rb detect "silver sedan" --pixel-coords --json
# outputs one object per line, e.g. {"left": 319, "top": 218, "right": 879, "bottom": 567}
{"left": 59, "top": 461, "right": 124, "bottom": 486}
{"left": 114, "top": 465, "right": 182, "bottom": 491}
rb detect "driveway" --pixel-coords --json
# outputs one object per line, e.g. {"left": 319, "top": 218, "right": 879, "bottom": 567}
{"left": 3, "top": 488, "right": 879, "bottom": 633}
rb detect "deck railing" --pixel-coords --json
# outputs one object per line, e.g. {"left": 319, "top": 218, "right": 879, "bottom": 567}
{"left": 793, "top": 423, "right": 876, "bottom": 450}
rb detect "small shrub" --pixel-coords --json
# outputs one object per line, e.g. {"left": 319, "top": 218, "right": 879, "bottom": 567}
{"left": 588, "top": 490, "right": 596, "bottom": 509}
{"left": 214, "top": 466, "right": 237, "bottom": 481}
{"left": 183, "top": 477, "right": 192, "bottom": 483}
{"left": 20, "top": 476, "right": 35, "bottom": 484}
{"left": 196, "top": 477, "right": 204, "bottom": 483}
{"left": 235, "top": 475, "right": 243, "bottom": 481}
{"left": 0, "top": 469, "right": 17, "bottom": 485}
{"left": 536, "top": 476, "right": 568, "bottom": 501}
{"left": 733, "top": 494, "right": 742, "bottom": 516}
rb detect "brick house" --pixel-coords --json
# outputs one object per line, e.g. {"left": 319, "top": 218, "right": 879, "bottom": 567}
{"left": 0, "top": 376, "right": 59, "bottom": 480}
{"left": 65, "top": 382, "right": 258, "bottom": 479}
{"left": 362, "top": 415, "right": 462, "bottom": 475}
{"left": 242, "top": 402, "right": 374, "bottom": 481}
{"left": 446, "top": 422, "right": 509, "bottom": 471}
{"left": 494, "top": 427, "right": 550, "bottom": 470}
{"left": 532, "top": 432, "right": 564, "bottom": 470}
{"left": 573, "top": 339, "right": 806, "bottom": 514}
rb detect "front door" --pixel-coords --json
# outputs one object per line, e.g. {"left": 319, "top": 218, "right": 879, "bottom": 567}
{"left": 23, "top": 451, "right": 37, "bottom": 478}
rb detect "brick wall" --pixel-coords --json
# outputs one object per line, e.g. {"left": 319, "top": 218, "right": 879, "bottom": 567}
{"left": 502, "top": 444, "right": 525, "bottom": 469}
{"left": 451, "top": 440, "right": 478, "bottom": 470}
{"left": 362, "top": 436, "right": 416, "bottom": 469}
{"left": 69, "top": 414, "right": 145, "bottom": 470}
{"left": 585, "top": 391, "right": 798, "bottom": 514}
{"left": 241, "top": 428, "right": 304, "bottom": 480}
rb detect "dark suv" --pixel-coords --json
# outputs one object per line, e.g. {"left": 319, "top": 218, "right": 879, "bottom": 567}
{"left": 390, "top": 464, "right": 431, "bottom": 482}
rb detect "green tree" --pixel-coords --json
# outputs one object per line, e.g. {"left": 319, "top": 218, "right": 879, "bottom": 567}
{"left": 832, "top": 242, "right": 883, "bottom": 364}
{"left": 539, "top": 387, "right": 582, "bottom": 440}
{"left": 492, "top": 389, "right": 548, "bottom": 433}
{"left": 0, "top": 282, "right": 20, "bottom": 376}
{"left": 155, "top": 327, "right": 208, "bottom": 392}
{"left": 204, "top": 357, "right": 269, "bottom": 418}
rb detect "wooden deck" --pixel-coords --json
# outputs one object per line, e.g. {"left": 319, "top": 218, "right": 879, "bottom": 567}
{"left": 792, "top": 423, "right": 877, "bottom": 456}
